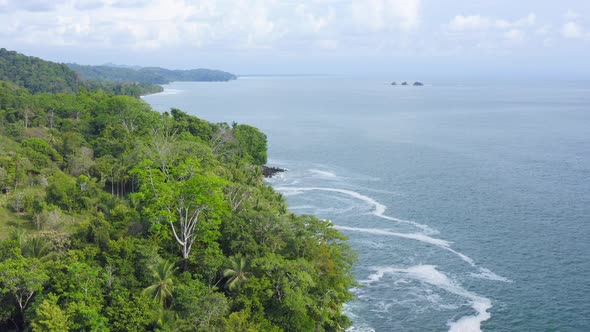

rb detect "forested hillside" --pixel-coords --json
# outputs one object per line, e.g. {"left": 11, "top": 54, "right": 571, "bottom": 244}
{"left": 0, "top": 52, "right": 355, "bottom": 331}
{"left": 68, "top": 64, "right": 237, "bottom": 84}
{"left": 0, "top": 49, "right": 81, "bottom": 94}
{"left": 0, "top": 49, "right": 163, "bottom": 97}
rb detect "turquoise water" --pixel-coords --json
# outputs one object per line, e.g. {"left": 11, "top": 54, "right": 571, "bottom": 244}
{"left": 143, "top": 77, "right": 590, "bottom": 331}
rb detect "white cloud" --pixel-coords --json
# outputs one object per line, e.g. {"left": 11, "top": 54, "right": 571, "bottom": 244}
{"left": 0, "top": 0, "right": 68, "bottom": 12}
{"left": 1, "top": 0, "right": 588, "bottom": 63}
{"left": 351, "top": 0, "right": 421, "bottom": 32}
{"left": 449, "top": 13, "right": 536, "bottom": 32}
{"left": 495, "top": 13, "right": 536, "bottom": 29}
{"left": 316, "top": 39, "right": 339, "bottom": 50}
{"left": 535, "top": 25, "right": 551, "bottom": 36}
{"left": 0, "top": 0, "right": 290, "bottom": 50}
{"left": 295, "top": 4, "right": 334, "bottom": 34}
{"left": 449, "top": 15, "right": 490, "bottom": 31}
{"left": 564, "top": 9, "right": 579, "bottom": 21}
{"left": 504, "top": 29, "right": 525, "bottom": 43}
{"left": 561, "top": 21, "right": 583, "bottom": 39}
{"left": 74, "top": 0, "right": 105, "bottom": 10}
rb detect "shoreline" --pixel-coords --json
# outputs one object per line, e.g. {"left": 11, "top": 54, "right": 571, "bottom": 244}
{"left": 263, "top": 165, "right": 286, "bottom": 178}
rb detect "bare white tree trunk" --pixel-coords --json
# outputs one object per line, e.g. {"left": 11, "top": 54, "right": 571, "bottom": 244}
{"left": 168, "top": 204, "right": 204, "bottom": 259}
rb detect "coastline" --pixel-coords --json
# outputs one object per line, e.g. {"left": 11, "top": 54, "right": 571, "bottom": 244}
{"left": 262, "top": 165, "right": 286, "bottom": 178}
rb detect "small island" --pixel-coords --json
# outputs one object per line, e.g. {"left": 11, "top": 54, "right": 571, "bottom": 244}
{"left": 391, "top": 81, "right": 425, "bottom": 87}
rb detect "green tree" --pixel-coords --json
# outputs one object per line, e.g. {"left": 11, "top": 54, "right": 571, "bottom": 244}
{"left": 31, "top": 294, "right": 70, "bottom": 332}
{"left": 132, "top": 158, "right": 228, "bottom": 260}
{"left": 143, "top": 259, "right": 176, "bottom": 308}
{"left": 104, "top": 288, "right": 156, "bottom": 332}
{"left": 20, "top": 237, "right": 52, "bottom": 261}
{"left": 233, "top": 124, "right": 267, "bottom": 165}
{"left": 0, "top": 257, "right": 48, "bottom": 329}
{"left": 224, "top": 255, "right": 250, "bottom": 291}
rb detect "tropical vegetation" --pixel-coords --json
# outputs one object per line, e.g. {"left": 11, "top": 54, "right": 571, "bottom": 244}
{"left": 0, "top": 49, "right": 355, "bottom": 331}
{"left": 67, "top": 63, "right": 237, "bottom": 84}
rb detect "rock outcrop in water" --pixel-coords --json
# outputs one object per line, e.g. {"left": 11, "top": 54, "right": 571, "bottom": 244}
{"left": 262, "top": 165, "right": 286, "bottom": 178}
{"left": 391, "top": 81, "right": 424, "bottom": 86}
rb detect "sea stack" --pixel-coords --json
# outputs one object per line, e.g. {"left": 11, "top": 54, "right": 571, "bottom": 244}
{"left": 413, "top": 82, "right": 424, "bottom": 86}
{"left": 401, "top": 82, "right": 408, "bottom": 86}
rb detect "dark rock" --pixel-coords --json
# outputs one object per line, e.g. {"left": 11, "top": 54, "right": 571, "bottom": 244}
{"left": 401, "top": 82, "right": 408, "bottom": 86}
{"left": 413, "top": 82, "right": 424, "bottom": 86}
{"left": 263, "top": 166, "right": 286, "bottom": 178}
{"left": 391, "top": 82, "right": 397, "bottom": 85}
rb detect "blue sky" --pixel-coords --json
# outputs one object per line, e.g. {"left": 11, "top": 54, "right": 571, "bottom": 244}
{"left": 1, "top": 0, "right": 589, "bottom": 78}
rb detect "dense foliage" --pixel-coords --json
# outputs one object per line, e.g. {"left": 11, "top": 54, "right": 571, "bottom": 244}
{"left": 0, "top": 49, "right": 81, "bottom": 94}
{"left": 0, "top": 49, "right": 162, "bottom": 97}
{"left": 68, "top": 64, "right": 237, "bottom": 84}
{"left": 0, "top": 53, "right": 355, "bottom": 331}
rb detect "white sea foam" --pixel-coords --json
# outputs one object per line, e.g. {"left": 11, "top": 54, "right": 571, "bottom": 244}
{"left": 156, "top": 88, "right": 183, "bottom": 96}
{"left": 338, "top": 225, "right": 510, "bottom": 282}
{"left": 276, "top": 184, "right": 508, "bottom": 330}
{"left": 365, "top": 265, "right": 492, "bottom": 332}
{"left": 280, "top": 188, "right": 305, "bottom": 197}
{"left": 336, "top": 226, "right": 452, "bottom": 247}
{"left": 345, "top": 327, "right": 376, "bottom": 332}
{"left": 287, "top": 205, "right": 316, "bottom": 210}
{"left": 471, "top": 268, "right": 512, "bottom": 283}
{"left": 274, "top": 186, "right": 437, "bottom": 234}
{"left": 309, "top": 169, "right": 338, "bottom": 178}
{"left": 276, "top": 186, "right": 510, "bottom": 282}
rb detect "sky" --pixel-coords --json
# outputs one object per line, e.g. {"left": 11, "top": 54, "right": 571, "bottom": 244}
{"left": 1, "top": 0, "right": 590, "bottom": 79}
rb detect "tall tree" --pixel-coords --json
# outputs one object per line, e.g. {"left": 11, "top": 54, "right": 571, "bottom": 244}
{"left": 31, "top": 294, "right": 70, "bottom": 332}
{"left": 142, "top": 260, "right": 176, "bottom": 308}
{"left": 223, "top": 255, "right": 250, "bottom": 291}
{"left": 0, "top": 257, "right": 48, "bottom": 330}
{"left": 132, "top": 157, "right": 228, "bottom": 260}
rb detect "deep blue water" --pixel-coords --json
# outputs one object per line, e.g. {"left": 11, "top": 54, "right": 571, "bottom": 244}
{"left": 144, "top": 77, "right": 590, "bottom": 331}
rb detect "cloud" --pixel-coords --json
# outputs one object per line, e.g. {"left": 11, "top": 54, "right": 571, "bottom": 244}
{"left": 504, "top": 29, "right": 525, "bottom": 43}
{"left": 564, "top": 9, "right": 579, "bottom": 21}
{"left": 448, "top": 15, "right": 490, "bottom": 31}
{"left": 74, "top": 0, "right": 105, "bottom": 10}
{"left": 110, "top": 0, "right": 152, "bottom": 9}
{"left": 316, "top": 39, "right": 339, "bottom": 50}
{"left": 351, "top": 0, "right": 421, "bottom": 32}
{"left": 535, "top": 25, "right": 551, "bottom": 36}
{"left": 448, "top": 13, "right": 536, "bottom": 32}
{"left": 0, "top": 0, "right": 68, "bottom": 12}
{"left": 295, "top": 4, "right": 334, "bottom": 34}
{"left": 495, "top": 13, "right": 536, "bottom": 29}
{"left": 1, "top": 0, "right": 588, "bottom": 63}
{"left": 561, "top": 21, "right": 583, "bottom": 39}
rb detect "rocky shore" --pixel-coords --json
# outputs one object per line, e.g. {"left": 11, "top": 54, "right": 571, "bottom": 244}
{"left": 263, "top": 165, "right": 286, "bottom": 178}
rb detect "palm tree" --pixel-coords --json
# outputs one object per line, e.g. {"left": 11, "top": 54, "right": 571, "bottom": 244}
{"left": 10, "top": 228, "right": 26, "bottom": 246}
{"left": 21, "top": 237, "right": 54, "bottom": 261}
{"left": 223, "top": 255, "right": 249, "bottom": 291}
{"left": 143, "top": 260, "right": 176, "bottom": 308}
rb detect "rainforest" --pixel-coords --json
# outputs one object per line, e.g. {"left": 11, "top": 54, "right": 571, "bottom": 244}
{"left": 0, "top": 49, "right": 355, "bottom": 332}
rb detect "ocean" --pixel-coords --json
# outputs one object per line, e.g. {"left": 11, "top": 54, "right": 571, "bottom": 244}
{"left": 143, "top": 77, "right": 590, "bottom": 331}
